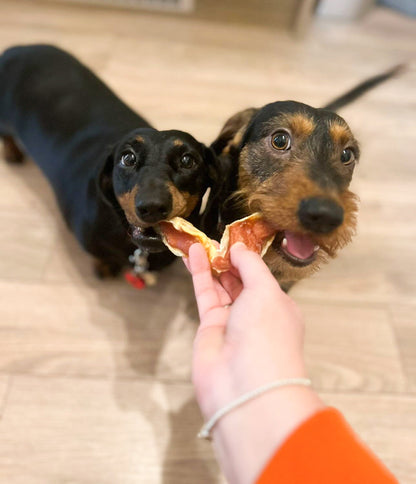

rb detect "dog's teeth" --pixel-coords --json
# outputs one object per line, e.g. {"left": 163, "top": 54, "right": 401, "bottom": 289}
{"left": 281, "top": 237, "right": 288, "bottom": 248}
{"left": 314, "top": 245, "right": 320, "bottom": 252}
{"left": 133, "top": 226, "right": 145, "bottom": 237}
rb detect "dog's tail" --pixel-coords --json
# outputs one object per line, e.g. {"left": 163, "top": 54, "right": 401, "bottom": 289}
{"left": 322, "top": 64, "right": 405, "bottom": 112}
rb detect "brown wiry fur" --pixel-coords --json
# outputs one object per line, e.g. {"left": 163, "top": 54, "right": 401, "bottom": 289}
{"left": 231, "top": 164, "right": 358, "bottom": 281}
{"left": 213, "top": 104, "right": 360, "bottom": 289}
{"left": 215, "top": 107, "right": 259, "bottom": 154}
{"left": 264, "top": 113, "right": 315, "bottom": 139}
{"left": 329, "top": 122, "right": 353, "bottom": 146}
{"left": 212, "top": 66, "right": 404, "bottom": 288}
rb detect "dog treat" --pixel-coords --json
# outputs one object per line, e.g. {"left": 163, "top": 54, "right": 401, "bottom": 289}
{"left": 158, "top": 213, "right": 275, "bottom": 275}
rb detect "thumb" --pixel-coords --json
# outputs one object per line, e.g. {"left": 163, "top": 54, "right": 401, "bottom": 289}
{"left": 230, "top": 242, "right": 282, "bottom": 292}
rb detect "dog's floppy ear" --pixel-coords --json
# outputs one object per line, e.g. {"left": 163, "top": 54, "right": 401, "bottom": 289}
{"left": 211, "top": 107, "right": 259, "bottom": 156}
{"left": 97, "top": 147, "right": 118, "bottom": 208}
{"left": 201, "top": 108, "right": 258, "bottom": 237}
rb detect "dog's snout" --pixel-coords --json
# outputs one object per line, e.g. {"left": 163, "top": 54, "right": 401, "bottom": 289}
{"left": 298, "top": 197, "right": 344, "bottom": 234}
{"left": 136, "top": 197, "right": 171, "bottom": 224}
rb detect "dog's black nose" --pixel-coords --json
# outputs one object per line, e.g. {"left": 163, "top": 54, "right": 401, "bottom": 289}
{"left": 136, "top": 199, "right": 171, "bottom": 224}
{"left": 298, "top": 197, "right": 344, "bottom": 234}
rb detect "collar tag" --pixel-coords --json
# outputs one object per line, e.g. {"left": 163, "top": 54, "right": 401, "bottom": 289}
{"left": 127, "top": 248, "right": 158, "bottom": 288}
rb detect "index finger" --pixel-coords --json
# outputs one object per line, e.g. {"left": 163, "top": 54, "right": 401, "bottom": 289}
{"left": 188, "top": 244, "right": 225, "bottom": 322}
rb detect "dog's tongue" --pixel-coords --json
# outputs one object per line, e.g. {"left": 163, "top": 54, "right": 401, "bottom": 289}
{"left": 284, "top": 231, "right": 315, "bottom": 260}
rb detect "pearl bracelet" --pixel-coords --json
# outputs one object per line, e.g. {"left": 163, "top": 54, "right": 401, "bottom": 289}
{"left": 198, "top": 377, "right": 312, "bottom": 440}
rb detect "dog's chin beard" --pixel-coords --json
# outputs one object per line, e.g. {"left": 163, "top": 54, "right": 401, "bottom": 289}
{"left": 130, "top": 225, "right": 165, "bottom": 253}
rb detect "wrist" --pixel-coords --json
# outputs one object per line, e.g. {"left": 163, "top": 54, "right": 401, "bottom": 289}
{"left": 210, "top": 385, "right": 324, "bottom": 484}
{"left": 196, "top": 356, "right": 308, "bottom": 420}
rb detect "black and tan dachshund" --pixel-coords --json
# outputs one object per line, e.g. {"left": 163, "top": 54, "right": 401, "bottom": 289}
{"left": 0, "top": 44, "right": 218, "bottom": 279}
{"left": 208, "top": 66, "right": 403, "bottom": 291}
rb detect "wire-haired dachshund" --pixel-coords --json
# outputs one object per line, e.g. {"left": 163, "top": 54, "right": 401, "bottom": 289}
{"left": 0, "top": 44, "right": 219, "bottom": 279}
{"left": 208, "top": 66, "right": 403, "bottom": 292}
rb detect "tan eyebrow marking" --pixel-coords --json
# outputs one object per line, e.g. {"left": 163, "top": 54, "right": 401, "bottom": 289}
{"left": 286, "top": 113, "right": 315, "bottom": 137}
{"left": 329, "top": 122, "right": 352, "bottom": 146}
{"left": 264, "top": 113, "right": 315, "bottom": 139}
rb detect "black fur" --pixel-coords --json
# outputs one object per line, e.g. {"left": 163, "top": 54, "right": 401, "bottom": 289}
{"left": 0, "top": 44, "right": 218, "bottom": 276}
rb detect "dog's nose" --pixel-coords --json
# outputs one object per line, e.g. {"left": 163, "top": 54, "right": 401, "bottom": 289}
{"left": 136, "top": 199, "right": 171, "bottom": 224}
{"left": 298, "top": 197, "right": 344, "bottom": 234}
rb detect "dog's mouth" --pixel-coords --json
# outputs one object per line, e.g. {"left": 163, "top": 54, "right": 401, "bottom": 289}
{"left": 131, "top": 220, "right": 320, "bottom": 264}
{"left": 131, "top": 225, "right": 165, "bottom": 253}
{"left": 272, "top": 230, "right": 320, "bottom": 267}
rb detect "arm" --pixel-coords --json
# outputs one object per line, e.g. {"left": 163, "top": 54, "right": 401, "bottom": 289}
{"left": 257, "top": 407, "right": 399, "bottom": 484}
{"left": 187, "top": 242, "right": 323, "bottom": 484}
{"left": 186, "top": 242, "right": 398, "bottom": 484}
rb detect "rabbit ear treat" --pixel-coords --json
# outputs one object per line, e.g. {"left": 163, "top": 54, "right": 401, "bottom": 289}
{"left": 158, "top": 213, "right": 276, "bottom": 275}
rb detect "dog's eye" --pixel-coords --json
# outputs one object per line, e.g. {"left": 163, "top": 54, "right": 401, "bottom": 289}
{"left": 119, "top": 151, "right": 137, "bottom": 167}
{"left": 271, "top": 131, "right": 291, "bottom": 151}
{"left": 340, "top": 148, "right": 355, "bottom": 165}
{"left": 179, "top": 154, "right": 195, "bottom": 169}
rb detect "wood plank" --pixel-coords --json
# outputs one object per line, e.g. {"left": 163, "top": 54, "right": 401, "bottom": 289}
{"left": 0, "top": 210, "right": 55, "bottom": 282}
{"left": 390, "top": 305, "right": 416, "bottom": 392}
{"left": 0, "top": 375, "right": 11, "bottom": 417}
{"left": 299, "top": 302, "right": 407, "bottom": 393}
{"left": 0, "top": 375, "right": 223, "bottom": 484}
{"left": 0, "top": 275, "right": 197, "bottom": 381}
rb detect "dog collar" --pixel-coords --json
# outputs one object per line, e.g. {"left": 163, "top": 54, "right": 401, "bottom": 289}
{"left": 124, "top": 248, "right": 157, "bottom": 289}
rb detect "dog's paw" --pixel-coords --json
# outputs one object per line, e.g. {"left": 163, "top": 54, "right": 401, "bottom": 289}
{"left": 93, "top": 259, "right": 122, "bottom": 279}
{"left": 2, "top": 136, "right": 25, "bottom": 163}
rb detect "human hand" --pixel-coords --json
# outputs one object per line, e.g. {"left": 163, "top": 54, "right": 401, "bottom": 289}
{"left": 186, "top": 241, "right": 307, "bottom": 415}
{"left": 185, "top": 242, "right": 323, "bottom": 484}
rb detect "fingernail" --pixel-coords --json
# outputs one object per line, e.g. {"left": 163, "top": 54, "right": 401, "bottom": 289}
{"left": 232, "top": 242, "right": 247, "bottom": 250}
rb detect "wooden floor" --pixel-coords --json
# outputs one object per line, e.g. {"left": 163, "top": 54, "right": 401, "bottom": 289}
{"left": 0, "top": 1, "right": 415, "bottom": 482}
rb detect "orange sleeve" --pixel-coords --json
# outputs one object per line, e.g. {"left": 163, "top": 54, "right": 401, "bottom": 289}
{"left": 256, "top": 407, "right": 398, "bottom": 484}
